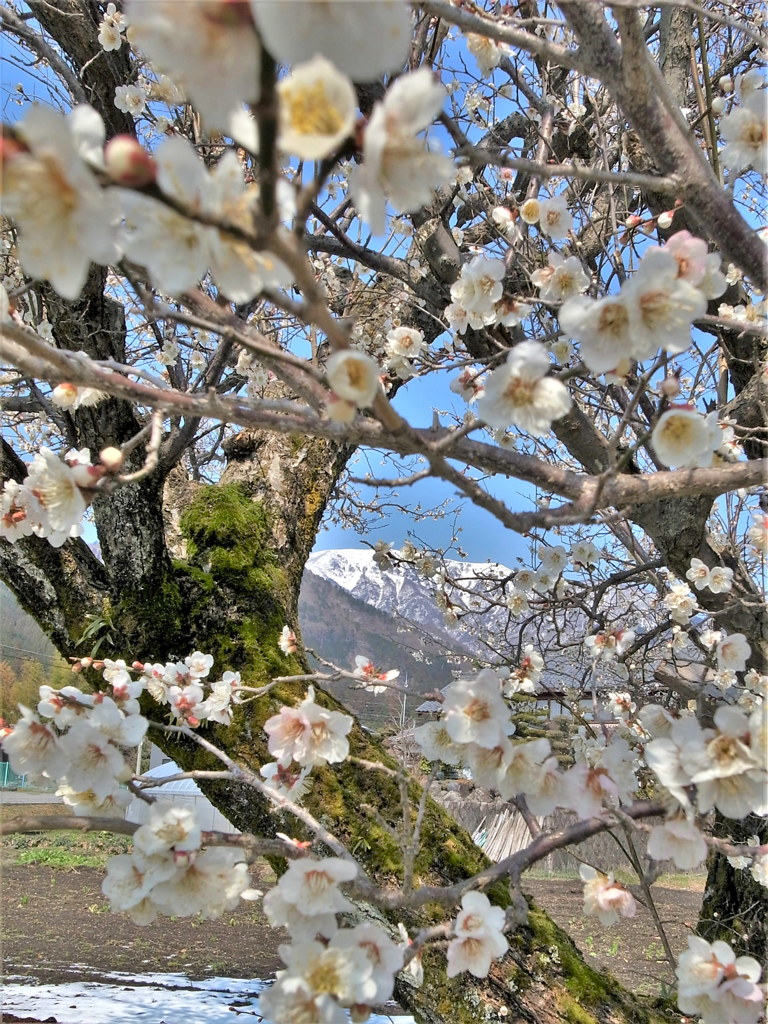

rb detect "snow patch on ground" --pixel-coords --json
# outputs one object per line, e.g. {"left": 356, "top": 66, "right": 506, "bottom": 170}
{"left": 2, "top": 971, "right": 416, "bottom": 1024}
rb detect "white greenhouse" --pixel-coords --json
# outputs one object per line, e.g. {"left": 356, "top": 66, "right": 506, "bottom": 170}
{"left": 125, "top": 759, "right": 240, "bottom": 833}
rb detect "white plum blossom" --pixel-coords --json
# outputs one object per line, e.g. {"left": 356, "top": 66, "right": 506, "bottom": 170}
{"left": 114, "top": 85, "right": 147, "bottom": 117}
{"left": 413, "top": 720, "right": 465, "bottom": 766}
{"left": 276, "top": 935, "right": 378, "bottom": 1009}
{"left": 151, "top": 846, "right": 252, "bottom": 920}
{"left": 185, "top": 651, "right": 214, "bottom": 678}
{"left": 537, "top": 195, "right": 574, "bottom": 238}
{"left": 716, "top": 633, "right": 751, "bottom": 673}
{"left": 446, "top": 891, "right": 509, "bottom": 978}
{"left": 570, "top": 540, "right": 601, "bottom": 568}
{"left": 133, "top": 804, "right": 202, "bottom": 858}
{"left": 0, "top": 480, "right": 42, "bottom": 543}
{"left": 559, "top": 293, "right": 634, "bottom": 376}
{"left": 579, "top": 865, "right": 637, "bottom": 926}
{"left": 676, "top": 936, "right": 765, "bottom": 1024}
{"left": 505, "top": 588, "right": 530, "bottom": 617}
{"left": 441, "top": 669, "right": 515, "bottom": 749}
{"left": 326, "top": 349, "right": 381, "bottom": 407}
{"left": 477, "top": 341, "right": 572, "bottom": 436}
{"left": 353, "top": 655, "right": 399, "bottom": 694}
{"left": 622, "top": 249, "right": 706, "bottom": 359}
{"left": 57, "top": 721, "right": 130, "bottom": 801}
{"left": 125, "top": 0, "right": 261, "bottom": 142}
{"left": 1, "top": 105, "right": 120, "bottom": 299}
{"left": 350, "top": 69, "right": 452, "bottom": 234}
{"left": 686, "top": 557, "right": 712, "bottom": 590}
{"left": 538, "top": 544, "right": 568, "bottom": 574}
{"left": 519, "top": 197, "right": 541, "bottom": 224}
{"left": 448, "top": 256, "right": 506, "bottom": 331}
{"left": 251, "top": 0, "right": 411, "bottom": 83}
{"left": 585, "top": 628, "right": 635, "bottom": 663}
{"left": 385, "top": 325, "right": 425, "bottom": 378}
{"left": 279, "top": 625, "right": 299, "bottom": 655}
{"left": 498, "top": 737, "right": 552, "bottom": 799}
{"left": 663, "top": 581, "right": 698, "bottom": 625}
{"left": 122, "top": 139, "right": 291, "bottom": 302}
{"left": 719, "top": 91, "right": 768, "bottom": 176}
{"left": 503, "top": 645, "right": 543, "bottom": 695}
{"left": 708, "top": 565, "right": 734, "bottom": 594}
{"left": 37, "top": 685, "right": 93, "bottom": 727}
{"left": 57, "top": 784, "right": 131, "bottom": 818}
{"left": 263, "top": 686, "right": 352, "bottom": 768}
{"left": 747, "top": 512, "right": 768, "bottom": 557}
{"left": 267, "top": 856, "right": 357, "bottom": 923}
{"left": 647, "top": 818, "right": 708, "bottom": 870}
{"left": 167, "top": 681, "right": 206, "bottom": 725}
{"left": 51, "top": 383, "right": 106, "bottom": 410}
{"left": 491, "top": 205, "right": 520, "bottom": 241}
{"left": 277, "top": 57, "right": 356, "bottom": 161}
{"left": 450, "top": 368, "right": 485, "bottom": 402}
{"left": 97, "top": 3, "right": 124, "bottom": 50}
{"left": 531, "top": 254, "right": 590, "bottom": 303}
{"left": 24, "top": 447, "right": 90, "bottom": 546}
{"left": 1, "top": 706, "right": 68, "bottom": 779}
{"left": 651, "top": 406, "right": 715, "bottom": 468}
{"left": 466, "top": 33, "right": 506, "bottom": 76}
{"left": 260, "top": 761, "right": 312, "bottom": 802}
{"left": 332, "top": 922, "right": 403, "bottom": 1003}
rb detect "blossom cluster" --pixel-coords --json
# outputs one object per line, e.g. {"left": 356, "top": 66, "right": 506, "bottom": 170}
{"left": 0, "top": 103, "right": 293, "bottom": 302}
{"left": 2, "top": 666, "right": 146, "bottom": 816}
{"left": 0, "top": 447, "right": 105, "bottom": 548}
{"left": 676, "top": 936, "right": 765, "bottom": 1024}
{"left": 445, "top": 255, "right": 531, "bottom": 336}
{"left": 102, "top": 802, "right": 253, "bottom": 925}
{"left": 645, "top": 704, "right": 767, "bottom": 820}
{"left": 141, "top": 652, "right": 244, "bottom": 727}
{"left": 0, "top": 651, "right": 248, "bottom": 814}
{"left": 260, "top": 856, "right": 406, "bottom": 1020}
{"left": 414, "top": 666, "right": 639, "bottom": 819}
{"left": 559, "top": 231, "right": 725, "bottom": 377}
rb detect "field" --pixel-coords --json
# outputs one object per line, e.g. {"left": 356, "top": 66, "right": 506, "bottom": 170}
{"left": 1, "top": 800, "right": 706, "bottom": 1020}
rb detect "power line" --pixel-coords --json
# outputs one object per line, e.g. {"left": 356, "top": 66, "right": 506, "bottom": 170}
{"left": 0, "top": 644, "right": 63, "bottom": 664}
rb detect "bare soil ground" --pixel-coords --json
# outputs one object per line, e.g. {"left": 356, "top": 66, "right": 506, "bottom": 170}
{"left": 1, "top": 800, "right": 705, "bottom": 1018}
{"left": 2, "top": 862, "right": 703, "bottom": 997}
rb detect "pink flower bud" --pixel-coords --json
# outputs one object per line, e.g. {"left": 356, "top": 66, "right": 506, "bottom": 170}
{"left": 104, "top": 135, "right": 156, "bottom": 187}
{"left": 657, "top": 210, "right": 675, "bottom": 229}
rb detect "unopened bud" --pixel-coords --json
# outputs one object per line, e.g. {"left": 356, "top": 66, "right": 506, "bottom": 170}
{"left": 104, "top": 135, "right": 156, "bottom": 187}
{"left": 132, "top": 661, "right": 144, "bottom": 671}
{"left": 350, "top": 1006, "right": 371, "bottom": 1024}
{"left": 661, "top": 376, "right": 681, "bottom": 398}
{"left": 100, "top": 446, "right": 124, "bottom": 471}
{"left": 719, "top": 75, "right": 733, "bottom": 93}
{"left": 624, "top": 215, "right": 642, "bottom": 229}
{"left": 711, "top": 96, "right": 725, "bottom": 115}
{"left": 657, "top": 210, "right": 675, "bottom": 229}
{"left": 51, "top": 382, "right": 79, "bottom": 409}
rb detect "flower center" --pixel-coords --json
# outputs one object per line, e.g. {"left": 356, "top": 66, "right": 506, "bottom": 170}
{"left": 286, "top": 84, "right": 344, "bottom": 137}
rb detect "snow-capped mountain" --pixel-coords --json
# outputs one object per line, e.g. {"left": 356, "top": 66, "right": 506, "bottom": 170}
{"left": 305, "top": 548, "right": 511, "bottom": 653}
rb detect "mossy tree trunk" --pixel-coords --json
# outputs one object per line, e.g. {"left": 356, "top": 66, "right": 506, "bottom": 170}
{"left": 2, "top": 416, "right": 674, "bottom": 1023}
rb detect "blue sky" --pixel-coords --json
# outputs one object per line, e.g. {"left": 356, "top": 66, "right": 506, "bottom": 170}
{"left": 314, "top": 368, "right": 534, "bottom": 565}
